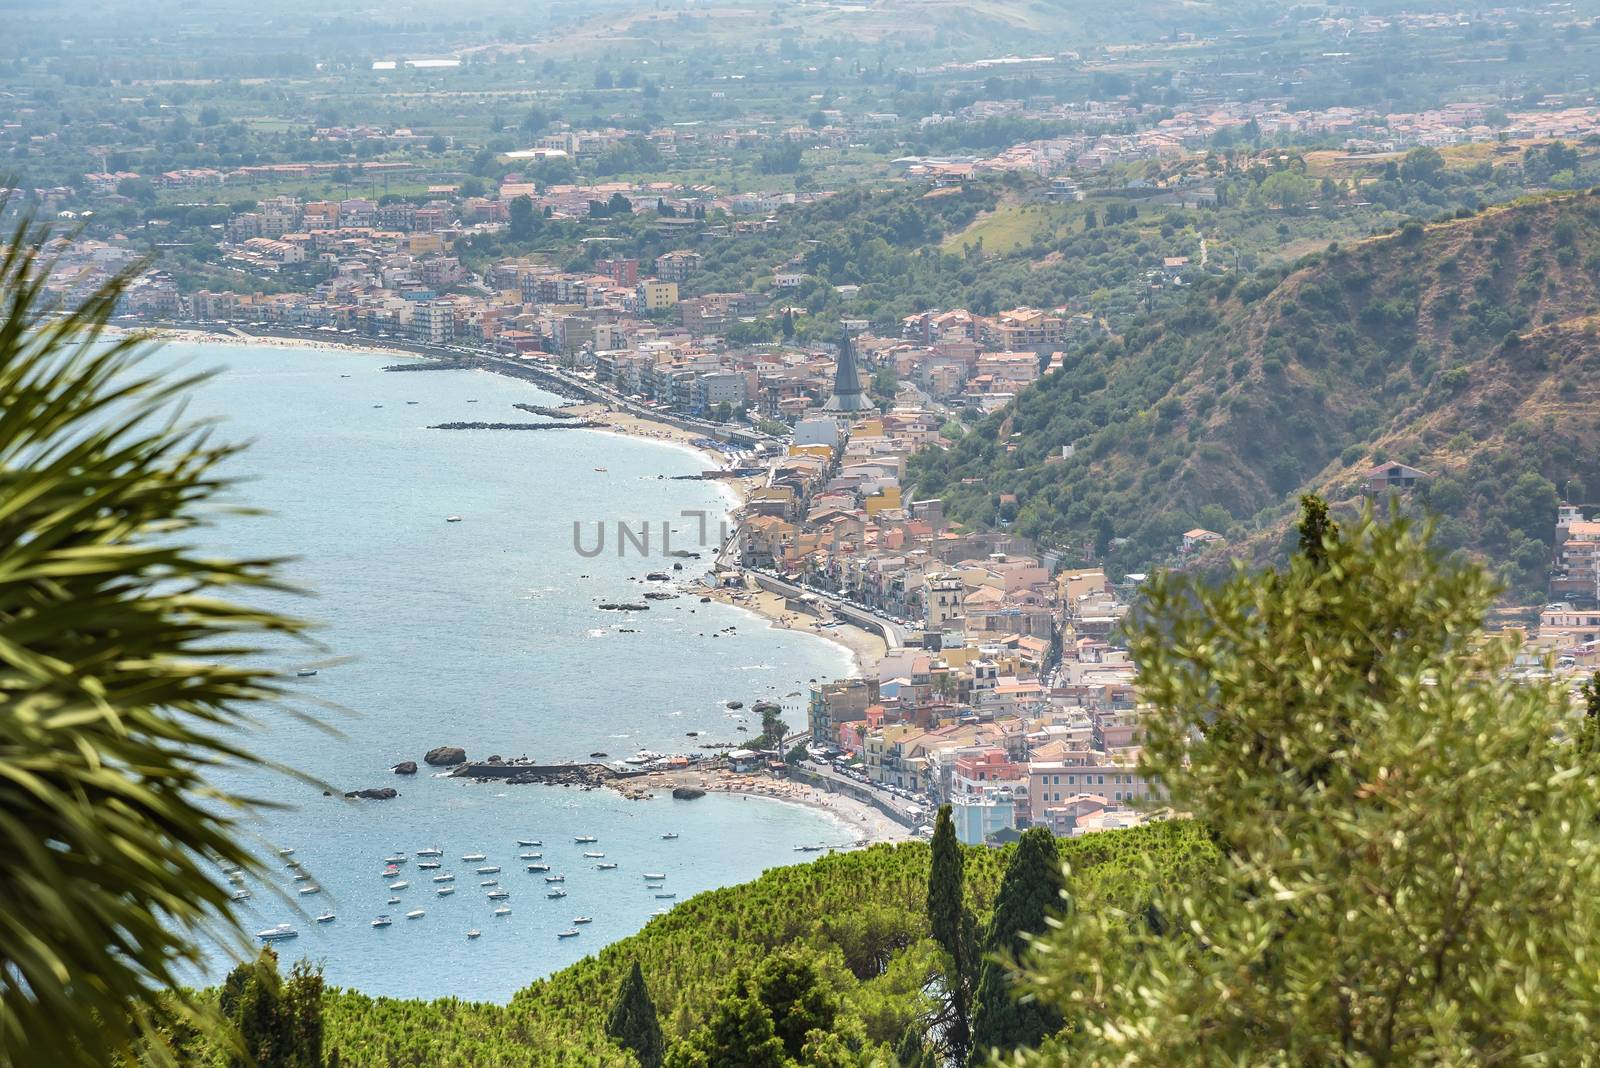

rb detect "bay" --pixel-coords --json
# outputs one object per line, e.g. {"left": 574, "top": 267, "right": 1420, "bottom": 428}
{"left": 151, "top": 340, "right": 852, "bottom": 1003}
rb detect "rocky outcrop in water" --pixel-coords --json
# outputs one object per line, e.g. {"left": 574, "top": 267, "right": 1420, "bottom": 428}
{"left": 345, "top": 787, "right": 399, "bottom": 800}
{"left": 672, "top": 786, "right": 707, "bottom": 801}
{"left": 598, "top": 602, "right": 650, "bottom": 611}
{"left": 424, "top": 746, "right": 467, "bottom": 766}
{"left": 392, "top": 761, "right": 418, "bottom": 775}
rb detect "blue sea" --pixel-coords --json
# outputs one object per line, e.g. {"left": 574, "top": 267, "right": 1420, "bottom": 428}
{"left": 153, "top": 341, "right": 852, "bottom": 1003}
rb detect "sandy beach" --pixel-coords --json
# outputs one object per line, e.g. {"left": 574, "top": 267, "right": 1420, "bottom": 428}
{"left": 696, "top": 574, "right": 887, "bottom": 673}
{"left": 617, "top": 767, "right": 913, "bottom": 846}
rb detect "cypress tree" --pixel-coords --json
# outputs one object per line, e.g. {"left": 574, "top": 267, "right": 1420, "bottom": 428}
{"left": 967, "top": 827, "right": 1064, "bottom": 1062}
{"left": 1297, "top": 493, "right": 1339, "bottom": 567}
{"left": 606, "top": 960, "right": 665, "bottom": 1068}
{"left": 927, "top": 804, "right": 976, "bottom": 1059}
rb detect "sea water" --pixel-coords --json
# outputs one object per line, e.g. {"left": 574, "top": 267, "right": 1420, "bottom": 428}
{"left": 150, "top": 341, "right": 853, "bottom": 1002}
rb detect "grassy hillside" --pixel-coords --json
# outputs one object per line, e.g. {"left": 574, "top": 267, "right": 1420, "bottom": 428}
{"left": 302, "top": 822, "right": 1214, "bottom": 1066}
{"left": 910, "top": 192, "right": 1600, "bottom": 597}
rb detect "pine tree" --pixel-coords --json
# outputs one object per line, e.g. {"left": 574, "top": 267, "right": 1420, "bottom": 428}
{"left": 753, "top": 953, "right": 837, "bottom": 1059}
{"left": 927, "top": 804, "right": 976, "bottom": 1060}
{"left": 1296, "top": 493, "right": 1339, "bottom": 567}
{"left": 967, "top": 827, "right": 1064, "bottom": 1062}
{"left": 665, "top": 973, "right": 788, "bottom": 1068}
{"left": 606, "top": 960, "right": 665, "bottom": 1068}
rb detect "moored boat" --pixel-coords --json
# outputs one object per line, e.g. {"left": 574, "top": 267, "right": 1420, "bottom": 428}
{"left": 371, "top": 915, "right": 393, "bottom": 928}
{"left": 462, "top": 852, "right": 486, "bottom": 862}
{"left": 316, "top": 913, "right": 335, "bottom": 923}
{"left": 558, "top": 929, "right": 580, "bottom": 938}
{"left": 643, "top": 873, "right": 666, "bottom": 881}
{"left": 257, "top": 923, "right": 298, "bottom": 942}
{"left": 406, "top": 909, "right": 425, "bottom": 919}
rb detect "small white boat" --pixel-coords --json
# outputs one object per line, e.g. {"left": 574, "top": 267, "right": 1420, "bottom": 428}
{"left": 292, "top": 872, "right": 311, "bottom": 882}
{"left": 406, "top": 909, "right": 425, "bottom": 919}
{"left": 573, "top": 836, "right": 598, "bottom": 844}
{"left": 416, "top": 847, "right": 443, "bottom": 857}
{"left": 232, "top": 889, "right": 252, "bottom": 901}
{"left": 547, "top": 889, "right": 568, "bottom": 899}
{"left": 646, "top": 884, "right": 662, "bottom": 890}
{"left": 593, "top": 467, "right": 607, "bottom": 473}
{"left": 385, "top": 853, "right": 407, "bottom": 864}
{"left": 419, "top": 861, "right": 441, "bottom": 870}
{"left": 517, "top": 839, "right": 541, "bottom": 847}
{"left": 446, "top": 516, "right": 462, "bottom": 523}
{"left": 433, "top": 873, "right": 455, "bottom": 883}
{"left": 476, "top": 865, "right": 501, "bottom": 874}
{"left": 655, "top": 893, "right": 676, "bottom": 899}
{"left": 228, "top": 872, "right": 246, "bottom": 884}
{"left": 257, "top": 923, "right": 298, "bottom": 942}
{"left": 387, "top": 896, "right": 401, "bottom": 905}
{"left": 437, "top": 887, "right": 455, "bottom": 896}
{"left": 479, "top": 879, "right": 498, "bottom": 887}
{"left": 572, "top": 917, "right": 593, "bottom": 925}
{"left": 596, "top": 862, "right": 618, "bottom": 870}
{"left": 372, "top": 914, "right": 393, "bottom": 928}
{"left": 467, "top": 929, "right": 482, "bottom": 939}
{"left": 316, "top": 912, "right": 335, "bottom": 924}
{"left": 493, "top": 906, "right": 511, "bottom": 917}
{"left": 277, "top": 848, "right": 296, "bottom": 857}
{"left": 583, "top": 852, "right": 604, "bottom": 859}
{"left": 462, "top": 853, "right": 486, "bottom": 862}
{"left": 382, "top": 866, "right": 400, "bottom": 877}
{"left": 389, "top": 880, "right": 409, "bottom": 890}
{"left": 558, "top": 929, "right": 580, "bottom": 938}
{"left": 643, "top": 873, "right": 666, "bottom": 881}
{"left": 526, "top": 863, "right": 550, "bottom": 872}
{"left": 298, "top": 885, "right": 321, "bottom": 896}
{"left": 661, "top": 832, "right": 679, "bottom": 840}
{"left": 285, "top": 859, "right": 303, "bottom": 869}
{"left": 519, "top": 852, "right": 542, "bottom": 860}
{"left": 545, "top": 874, "right": 565, "bottom": 883}
{"left": 487, "top": 889, "right": 510, "bottom": 900}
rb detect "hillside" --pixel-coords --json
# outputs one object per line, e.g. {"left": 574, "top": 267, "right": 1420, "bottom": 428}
{"left": 281, "top": 823, "right": 1214, "bottom": 1066}
{"left": 910, "top": 192, "right": 1600, "bottom": 596}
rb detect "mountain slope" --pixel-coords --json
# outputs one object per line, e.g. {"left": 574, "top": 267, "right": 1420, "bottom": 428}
{"left": 910, "top": 192, "right": 1600, "bottom": 596}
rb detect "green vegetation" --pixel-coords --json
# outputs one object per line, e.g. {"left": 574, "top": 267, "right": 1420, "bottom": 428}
{"left": 0, "top": 220, "right": 306, "bottom": 1064}
{"left": 912, "top": 192, "right": 1600, "bottom": 598}
{"left": 967, "top": 827, "right": 1061, "bottom": 1063}
{"left": 1014, "top": 501, "right": 1600, "bottom": 1064}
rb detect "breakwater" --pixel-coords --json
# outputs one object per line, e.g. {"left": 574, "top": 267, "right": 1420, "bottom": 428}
{"left": 513, "top": 403, "right": 582, "bottom": 420}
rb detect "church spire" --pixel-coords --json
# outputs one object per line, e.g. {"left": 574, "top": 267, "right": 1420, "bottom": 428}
{"left": 821, "top": 332, "right": 871, "bottom": 413}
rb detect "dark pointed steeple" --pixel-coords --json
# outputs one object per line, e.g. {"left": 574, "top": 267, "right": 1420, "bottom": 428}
{"left": 822, "top": 332, "right": 871, "bottom": 413}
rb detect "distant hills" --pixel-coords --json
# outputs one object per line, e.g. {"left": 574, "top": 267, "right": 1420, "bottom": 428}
{"left": 910, "top": 192, "right": 1600, "bottom": 597}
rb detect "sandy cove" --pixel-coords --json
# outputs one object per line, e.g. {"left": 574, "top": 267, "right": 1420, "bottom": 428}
{"left": 695, "top": 575, "right": 887, "bottom": 674}
{"left": 617, "top": 767, "right": 912, "bottom": 846}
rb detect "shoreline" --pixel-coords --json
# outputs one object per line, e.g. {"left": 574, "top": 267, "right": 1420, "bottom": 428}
{"left": 617, "top": 767, "right": 911, "bottom": 846}
{"left": 693, "top": 573, "right": 887, "bottom": 674}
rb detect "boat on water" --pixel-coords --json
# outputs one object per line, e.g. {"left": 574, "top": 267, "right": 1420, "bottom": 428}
{"left": 406, "top": 909, "right": 425, "bottom": 919}
{"left": 292, "top": 872, "right": 311, "bottom": 882}
{"left": 232, "top": 889, "right": 252, "bottom": 900}
{"left": 661, "top": 832, "right": 679, "bottom": 840}
{"left": 545, "top": 874, "right": 565, "bottom": 883}
{"left": 516, "top": 839, "right": 541, "bottom": 848}
{"left": 645, "top": 883, "right": 662, "bottom": 890}
{"left": 416, "top": 847, "right": 443, "bottom": 857}
{"left": 385, "top": 853, "right": 407, "bottom": 864}
{"left": 437, "top": 887, "right": 455, "bottom": 896}
{"left": 654, "top": 908, "right": 669, "bottom": 916}
{"left": 315, "top": 913, "right": 335, "bottom": 924}
{"left": 573, "top": 917, "right": 593, "bottom": 925}
{"left": 285, "top": 858, "right": 302, "bottom": 869}
{"left": 583, "top": 851, "right": 605, "bottom": 859}
{"left": 278, "top": 847, "right": 295, "bottom": 857}
{"left": 387, "top": 896, "right": 401, "bottom": 905}
{"left": 296, "top": 669, "right": 318, "bottom": 677}
{"left": 487, "top": 889, "right": 510, "bottom": 900}
{"left": 476, "top": 865, "right": 501, "bottom": 874}
{"left": 419, "top": 861, "right": 441, "bottom": 870}
{"left": 389, "top": 880, "right": 409, "bottom": 890}
{"left": 573, "top": 835, "right": 598, "bottom": 844}
{"left": 558, "top": 929, "right": 580, "bottom": 938}
{"left": 228, "top": 871, "right": 246, "bottom": 884}
{"left": 593, "top": 467, "right": 607, "bottom": 473}
{"left": 256, "top": 924, "right": 298, "bottom": 942}
{"left": 547, "top": 889, "right": 568, "bottom": 899}
{"left": 446, "top": 516, "right": 462, "bottom": 523}
{"left": 596, "top": 862, "right": 618, "bottom": 870}
{"left": 371, "top": 915, "right": 393, "bottom": 928}
{"left": 655, "top": 893, "right": 677, "bottom": 899}
{"left": 433, "top": 873, "right": 455, "bottom": 883}
{"left": 643, "top": 873, "right": 667, "bottom": 881}
{"left": 479, "top": 879, "right": 498, "bottom": 887}
{"left": 589, "top": 752, "right": 608, "bottom": 758}
{"left": 298, "top": 885, "right": 321, "bottom": 895}
{"left": 382, "top": 866, "right": 400, "bottom": 878}
{"left": 467, "top": 929, "right": 481, "bottom": 939}
{"left": 493, "top": 906, "right": 511, "bottom": 917}
{"left": 462, "top": 852, "right": 487, "bottom": 862}
{"left": 519, "top": 852, "right": 542, "bottom": 860}
{"left": 526, "top": 863, "right": 551, "bottom": 872}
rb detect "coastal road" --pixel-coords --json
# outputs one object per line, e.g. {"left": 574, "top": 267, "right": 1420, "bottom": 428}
{"left": 747, "top": 570, "right": 908, "bottom": 650}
